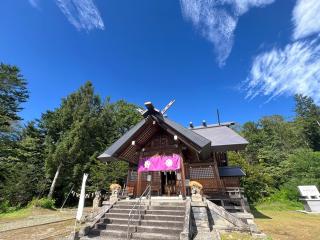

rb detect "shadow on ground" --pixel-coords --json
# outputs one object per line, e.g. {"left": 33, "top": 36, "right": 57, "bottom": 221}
{"left": 250, "top": 206, "right": 272, "bottom": 219}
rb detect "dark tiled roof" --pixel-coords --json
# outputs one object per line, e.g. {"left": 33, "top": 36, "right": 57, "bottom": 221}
{"left": 98, "top": 115, "right": 211, "bottom": 161}
{"left": 192, "top": 126, "right": 248, "bottom": 151}
{"left": 98, "top": 118, "right": 147, "bottom": 160}
{"left": 190, "top": 121, "right": 235, "bottom": 129}
{"left": 163, "top": 118, "right": 211, "bottom": 149}
{"left": 218, "top": 166, "right": 246, "bottom": 177}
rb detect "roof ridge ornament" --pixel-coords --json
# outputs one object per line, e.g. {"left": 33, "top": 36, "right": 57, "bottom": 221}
{"left": 161, "top": 99, "right": 175, "bottom": 115}
{"left": 136, "top": 100, "right": 175, "bottom": 118}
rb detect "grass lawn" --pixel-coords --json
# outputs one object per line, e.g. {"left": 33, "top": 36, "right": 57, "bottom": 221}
{"left": 221, "top": 201, "right": 320, "bottom": 240}
{"left": 221, "top": 210, "right": 320, "bottom": 240}
{"left": 221, "top": 232, "right": 259, "bottom": 240}
{"left": 0, "top": 208, "right": 33, "bottom": 222}
{"left": 254, "top": 210, "right": 320, "bottom": 240}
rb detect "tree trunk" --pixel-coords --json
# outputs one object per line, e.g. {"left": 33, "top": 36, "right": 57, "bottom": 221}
{"left": 48, "top": 163, "right": 62, "bottom": 198}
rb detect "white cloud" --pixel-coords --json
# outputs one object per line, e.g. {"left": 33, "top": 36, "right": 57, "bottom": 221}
{"left": 245, "top": 0, "right": 320, "bottom": 103}
{"left": 246, "top": 37, "right": 320, "bottom": 104}
{"left": 292, "top": 0, "right": 320, "bottom": 40}
{"left": 180, "top": 0, "right": 274, "bottom": 66}
{"left": 55, "top": 0, "right": 104, "bottom": 31}
{"left": 29, "top": 0, "right": 40, "bottom": 8}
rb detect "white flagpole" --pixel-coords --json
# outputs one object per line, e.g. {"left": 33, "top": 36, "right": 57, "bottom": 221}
{"left": 76, "top": 173, "right": 88, "bottom": 221}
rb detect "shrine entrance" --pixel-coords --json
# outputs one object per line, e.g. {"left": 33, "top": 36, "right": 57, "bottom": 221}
{"left": 161, "top": 171, "right": 177, "bottom": 196}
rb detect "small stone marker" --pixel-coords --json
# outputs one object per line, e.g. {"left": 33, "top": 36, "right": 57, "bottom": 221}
{"left": 298, "top": 185, "right": 320, "bottom": 212}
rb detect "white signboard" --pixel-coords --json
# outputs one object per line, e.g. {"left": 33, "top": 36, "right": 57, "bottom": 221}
{"left": 298, "top": 185, "right": 320, "bottom": 197}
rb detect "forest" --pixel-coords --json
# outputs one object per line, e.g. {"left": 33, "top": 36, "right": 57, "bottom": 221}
{"left": 1, "top": 63, "right": 320, "bottom": 212}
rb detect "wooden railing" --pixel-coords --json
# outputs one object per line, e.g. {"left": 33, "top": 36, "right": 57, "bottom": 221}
{"left": 225, "top": 187, "right": 244, "bottom": 198}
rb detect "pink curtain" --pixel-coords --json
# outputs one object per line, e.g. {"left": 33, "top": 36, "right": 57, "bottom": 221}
{"left": 138, "top": 154, "right": 181, "bottom": 172}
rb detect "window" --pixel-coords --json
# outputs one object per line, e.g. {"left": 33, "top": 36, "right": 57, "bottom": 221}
{"left": 129, "top": 170, "right": 137, "bottom": 181}
{"left": 190, "top": 167, "right": 214, "bottom": 179}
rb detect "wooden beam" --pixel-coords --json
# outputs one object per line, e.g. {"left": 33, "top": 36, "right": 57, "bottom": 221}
{"left": 136, "top": 171, "right": 142, "bottom": 197}
{"left": 179, "top": 149, "right": 187, "bottom": 198}
{"left": 212, "top": 154, "right": 225, "bottom": 192}
{"left": 136, "top": 151, "right": 143, "bottom": 197}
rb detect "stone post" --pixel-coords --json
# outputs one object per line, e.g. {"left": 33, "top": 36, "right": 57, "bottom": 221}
{"left": 92, "top": 191, "right": 102, "bottom": 210}
{"left": 190, "top": 181, "right": 203, "bottom": 202}
{"left": 110, "top": 184, "right": 121, "bottom": 203}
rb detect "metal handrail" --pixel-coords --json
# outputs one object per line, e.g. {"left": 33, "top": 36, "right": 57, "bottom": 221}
{"left": 127, "top": 185, "right": 151, "bottom": 239}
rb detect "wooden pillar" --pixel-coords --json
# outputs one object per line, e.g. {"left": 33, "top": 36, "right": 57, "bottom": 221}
{"left": 126, "top": 169, "right": 130, "bottom": 187}
{"left": 136, "top": 151, "right": 143, "bottom": 197}
{"left": 179, "top": 151, "right": 187, "bottom": 198}
{"left": 137, "top": 171, "right": 142, "bottom": 197}
{"left": 212, "top": 154, "right": 224, "bottom": 192}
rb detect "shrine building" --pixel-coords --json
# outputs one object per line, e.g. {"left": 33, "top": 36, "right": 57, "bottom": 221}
{"left": 98, "top": 101, "right": 249, "bottom": 210}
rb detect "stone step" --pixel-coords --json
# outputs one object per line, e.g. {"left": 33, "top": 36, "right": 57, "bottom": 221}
{"left": 96, "top": 223, "right": 135, "bottom": 232}
{"left": 110, "top": 208, "right": 146, "bottom": 214}
{"left": 105, "top": 213, "right": 141, "bottom": 219}
{"left": 116, "top": 201, "right": 146, "bottom": 206}
{"left": 146, "top": 209, "right": 185, "bottom": 216}
{"left": 102, "top": 216, "right": 184, "bottom": 226}
{"left": 96, "top": 223, "right": 181, "bottom": 235}
{"left": 131, "top": 232, "right": 179, "bottom": 240}
{"left": 103, "top": 218, "right": 138, "bottom": 225}
{"left": 86, "top": 199, "right": 187, "bottom": 240}
{"left": 143, "top": 214, "right": 185, "bottom": 221}
{"left": 113, "top": 204, "right": 146, "bottom": 210}
{"left": 140, "top": 219, "right": 184, "bottom": 228}
{"left": 137, "top": 225, "right": 182, "bottom": 235}
{"left": 88, "top": 228, "right": 180, "bottom": 240}
{"left": 150, "top": 202, "right": 185, "bottom": 207}
{"left": 149, "top": 205, "right": 185, "bottom": 211}
{"left": 90, "top": 229, "right": 128, "bottom": 239}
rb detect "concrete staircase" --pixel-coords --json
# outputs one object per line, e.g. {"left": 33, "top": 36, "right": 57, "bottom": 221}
{"left": 83, "top": 199, "right": 186, "bottom": 240}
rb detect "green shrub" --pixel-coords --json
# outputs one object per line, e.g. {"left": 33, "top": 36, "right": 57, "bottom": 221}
{"left": 29, "top": 198, "right": 55, "bottom": 209}
{"left": 0, "top": 200, "right": 21, "bottom": 213}
{"left": 254, "top": 189, "right": 303, "bottom": 211}
{"left": 0, "top": 200, "right": 11, "bottom": 213}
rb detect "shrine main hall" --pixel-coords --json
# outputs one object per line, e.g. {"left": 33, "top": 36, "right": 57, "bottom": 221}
{"left": 98, "top": 101, "right": 249, "bottom": 210}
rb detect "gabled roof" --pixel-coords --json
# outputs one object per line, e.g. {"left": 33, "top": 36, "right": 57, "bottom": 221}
{"left": 98, "top": 101, "right": 249, "bottom": 163}
{"left": 98, "top": 115, "right": 211, "bottom": 162}
{"left": 98, "top": 118, "right": 147, "bottom": 160}
{"left": 192, "top": 125, "right": 248, "bottom": 151}
{"left": 218, "top": 166, "right": 246, "bottom": 177}
{"left": 163, "top": 118, "right": 211, "bottom": 150}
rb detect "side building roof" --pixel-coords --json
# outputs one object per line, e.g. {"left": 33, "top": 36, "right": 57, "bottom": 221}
{"left": 192, "top": 125, "right": 248, "bottom": 151}
{"left": 218, "top": 166, "right": 246, "bottom": 177}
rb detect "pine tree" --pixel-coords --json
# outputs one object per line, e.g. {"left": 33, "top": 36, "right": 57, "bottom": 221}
{"left": 41, "top": 81, "right": 142, "bottom": 201}
{"left": 294, "top": 94, "right": 320, "bottom": 151}
{"left": 0, "top": 63, "right": 28, "bottom": 134}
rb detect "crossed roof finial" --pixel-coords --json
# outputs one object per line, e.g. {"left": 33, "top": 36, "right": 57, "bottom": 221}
{"left": 136, "top": 100, "right": 175, "bottom": 118}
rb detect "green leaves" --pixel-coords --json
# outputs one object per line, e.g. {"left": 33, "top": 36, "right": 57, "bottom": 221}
{"left": 295, "top": 94, "right": 320, "bottom": 150}
{"left": 235, "top": 96, "right": 320, "bottom": 204}
{"left": 40, "top": 81, "right": 142, "bottom": 201}
{"left": 0, "top": 63, "right": 28, "bottom": 133}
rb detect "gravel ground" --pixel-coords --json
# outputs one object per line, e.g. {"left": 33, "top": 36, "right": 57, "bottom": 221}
{"left": 0, "top": 208, "right": 92, "bottom": 240}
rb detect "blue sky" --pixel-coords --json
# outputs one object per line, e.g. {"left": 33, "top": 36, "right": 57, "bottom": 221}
{"left": 1, "top": 0, "right": 320, "bottom": 127}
